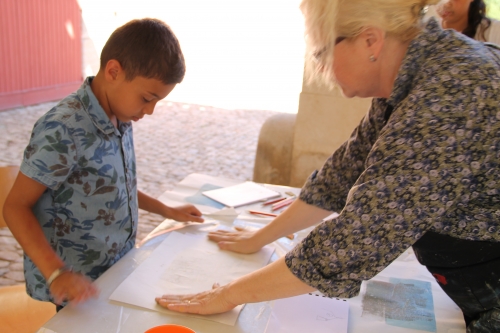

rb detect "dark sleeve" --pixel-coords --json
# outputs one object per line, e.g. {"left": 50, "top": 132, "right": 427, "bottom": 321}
{"left": 286, "top": 61, "right": 500, "bottom": 297}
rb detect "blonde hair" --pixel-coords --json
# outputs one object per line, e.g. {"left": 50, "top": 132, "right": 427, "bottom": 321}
{"left": 301, "top": 0, "right": 441, "bottom": 85}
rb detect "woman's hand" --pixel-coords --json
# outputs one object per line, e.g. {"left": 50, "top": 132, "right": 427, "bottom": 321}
{"left": 50, "top": 271, "right": 99, "bottom": 305}
{"left": 155, "top": 283, "right": 237, "bottom": 315}
{"left": 209, "top": 199, "right": 331, "bottom": 254}
{"left": 169, "top": 204, "right": 204, "bottom": 223}
{"left": 156, "top": 259, "right": 315, "bottom": 315}
{"left": 208, "top": 227, "right": 265, "bottom": 254}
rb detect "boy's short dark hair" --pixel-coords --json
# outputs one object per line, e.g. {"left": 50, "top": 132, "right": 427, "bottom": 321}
{"left": 100, "top": 18, "right": 185, "bottom": 84}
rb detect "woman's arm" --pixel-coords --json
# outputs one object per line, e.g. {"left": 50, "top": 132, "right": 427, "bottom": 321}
{"left": 156, "top": 257, "right": 315, "bottom": 315}
{"left": 208, "top": 100, "right": 385, "bottom": 254}
{"left": 208, "top": 198, "right": 332, "bottom": 253}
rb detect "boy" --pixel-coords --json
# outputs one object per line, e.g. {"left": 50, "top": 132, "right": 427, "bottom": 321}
{"left": 3, "top": 18, "right": 203, "bottom": 308}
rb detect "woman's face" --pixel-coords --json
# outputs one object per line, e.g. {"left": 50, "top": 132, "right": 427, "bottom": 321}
{"left": 437, "top": 0, "right": 473, "bottom": 27}
{"left": 331, "top": 36, "right": 381, "bottom": 98}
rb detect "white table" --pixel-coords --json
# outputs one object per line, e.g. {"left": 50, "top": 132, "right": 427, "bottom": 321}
{"left": 37, "top": 173, "right": 466, "bottom": 333}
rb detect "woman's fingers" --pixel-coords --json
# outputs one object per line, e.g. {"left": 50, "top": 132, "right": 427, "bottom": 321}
{"left": 208, "top": 230, "right": 236, "bottom": 237}
{"left": 155, "top": 294, "right": 202, "bottom": 313}
{"left": 208, "top": 234, "right": 238, "bottom": 242}
{"left": 207, "top": 228, "right": 263, "bottom": 253}
{"left": 156, "top": 285, "right": 237, "bottom": 315}
{"left": 208, "top": 230, "right": 250, "bottom": 241}
{"left": 158, "top": 293, "right": 196, "bottom": 301}
{"left": 156, "top": 297, "right": 199, "bottom": 313}
{"left": 217, "top": 241, "right": 238, "bottom": 251}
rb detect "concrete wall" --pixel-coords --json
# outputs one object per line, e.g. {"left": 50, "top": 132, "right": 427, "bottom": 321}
{"left": 254, "top": 76, "right": 371, "bottom": 188}
{"left": 0, "top": 0, "right": 82, "bottom": 111}
{"left": 289, "top": 80, "right": 372, "bottom": 187}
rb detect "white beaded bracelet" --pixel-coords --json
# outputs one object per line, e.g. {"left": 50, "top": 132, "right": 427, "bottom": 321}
{"left": 46, "top": 266, "right": 72, "bottom": 287}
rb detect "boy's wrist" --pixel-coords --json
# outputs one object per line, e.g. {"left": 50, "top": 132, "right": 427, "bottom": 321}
{"left": 162, "top": 205, "right": 174, "bottom": 219}
{"left": 47, "top": 265, "right": 73, "bottom": 287}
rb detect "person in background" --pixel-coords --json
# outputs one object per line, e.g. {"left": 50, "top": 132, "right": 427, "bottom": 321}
{"left": 3, "top": 18, "right": 203, "bottom": 311}
{"left": 435, "top": 0, "right": 500, "bottom": 44}
{"left": 156, "top": 0, "right": 500, "bottom": 332}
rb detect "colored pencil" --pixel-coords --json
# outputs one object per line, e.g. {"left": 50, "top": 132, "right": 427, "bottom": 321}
{"left": 262, "top": 197, "right": 286, "bottom": 206}
{"left": 271, "top": 197, "right": 295, "bottom": 211}
{"left": 248, "top": 210, "right": 278, "bottom": 217}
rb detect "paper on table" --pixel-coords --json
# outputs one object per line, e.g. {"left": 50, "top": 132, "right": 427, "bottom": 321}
{"left": 109, "top": 231, "right": 274, "bottom": 326}
{"left": 361, "top": 278, "right": 436, "bottom": 332}
{"left": 136, "top": 219, "right": 219, "bottom": 248}
{"left": 205, "top": 207, "right": 239, "bottom": 216}
{"left": 202, "top": 181, "right": 280, "bottom": 208}
{"left": 265, "top": 294, "right": 349, "bottom": 333}
{"left": 346, "top": 249, "right": 466, "bottom": 333}
{"left": 157, "top": 173, "right": 244, "bottom": 214}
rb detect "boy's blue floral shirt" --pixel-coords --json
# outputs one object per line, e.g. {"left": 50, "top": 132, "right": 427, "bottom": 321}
{"left": 20, "top": 77, "right": 138, "bottom": 302}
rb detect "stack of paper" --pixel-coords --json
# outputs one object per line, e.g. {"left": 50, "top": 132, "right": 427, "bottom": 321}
{"left": 109, "top": 231, "right": 274, "bottom": 326}
{"left": 202, "top": 181, "right": 280, "bottom": 208}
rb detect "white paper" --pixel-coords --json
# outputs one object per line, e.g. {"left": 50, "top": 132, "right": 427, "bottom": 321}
{"left": 157, "top": 173, "right": 244, "bottom": 214}
{"left": 109, "top": 231, "right": 274, "bottom": 326}
{"left": 202, "top": 181, "right": 280, "bottom": 208}
{"left": 156, "top": 173, "right": 301, "bottom": 218}
{"left": 136, "top": 219, "right": 220, "bottom": 248}
{"left": 265, "top": 294, "right": 349, "bottom": 333}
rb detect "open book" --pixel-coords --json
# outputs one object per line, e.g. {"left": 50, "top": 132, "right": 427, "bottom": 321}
{"left": 202, "top": 181, "right": 280, "bottom": 208}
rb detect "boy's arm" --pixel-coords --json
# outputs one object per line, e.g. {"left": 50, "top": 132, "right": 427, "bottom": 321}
{"left": 3, "top": 172, "right": 65, "bottom": 279}
{"left": 3, "top": 172, "right": 98, "bottom": 304}
{"left": 137, "top": 190, "right": 203, "bottom": 222}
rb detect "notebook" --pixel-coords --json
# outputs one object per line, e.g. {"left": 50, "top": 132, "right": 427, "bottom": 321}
{"left": 201, "top": 181, "right": 280, "bottom": 208}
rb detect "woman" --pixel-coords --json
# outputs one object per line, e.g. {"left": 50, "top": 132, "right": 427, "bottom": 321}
{"left": 156, "top": 0, "right": 500, "bottom": 331}
{"left": 435, "top": 0, "right": 500, "bottom": 43}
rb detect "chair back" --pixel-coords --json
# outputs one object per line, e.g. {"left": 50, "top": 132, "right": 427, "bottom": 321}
{"left": 0, "top": 284, "right": 56, "bottom": 332}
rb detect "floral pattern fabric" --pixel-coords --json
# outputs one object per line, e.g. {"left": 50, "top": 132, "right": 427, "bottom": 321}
{"left": 285, "top": 18, "right": 500, "bottom": 298}
{"left": 21, "top": 77, "right": 138, "bottom": 302}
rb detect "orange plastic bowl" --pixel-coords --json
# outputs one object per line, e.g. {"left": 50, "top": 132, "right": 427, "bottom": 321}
{"left": 144, "top": 324, "right": 195, "bottom": 333}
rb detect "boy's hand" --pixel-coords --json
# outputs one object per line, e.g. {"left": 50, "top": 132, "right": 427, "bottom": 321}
{"left": 137, "top": 191, "right": 203, "bottom": 223}
{"left": 169, "top": 204, "right": 204, "bottom": 223}
{"left": 50, "top": 271, "right": 99, "bottom": 305}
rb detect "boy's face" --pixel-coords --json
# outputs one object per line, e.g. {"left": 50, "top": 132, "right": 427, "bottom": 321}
{"left": 104, "top": 60, "right": 176, "bottom": 123}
